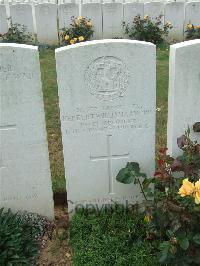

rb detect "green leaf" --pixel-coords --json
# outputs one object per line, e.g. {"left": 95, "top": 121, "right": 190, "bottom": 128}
{"left": 116, "top": 162, "right": 147, "bottom": 184}
{"left": 159, "top": 252, "right": 168, "bottom": 264}
{"left": 193, "top": 234, "right": 200, "bottom": 245}
{"left": 116, "top": 167, "right": 135, "bottom": 184}
{"left": 179, "top": 238, "right": 189, "bottom": 250}
{"left": 159, "top": 241, "right": 171, "bottom": 263}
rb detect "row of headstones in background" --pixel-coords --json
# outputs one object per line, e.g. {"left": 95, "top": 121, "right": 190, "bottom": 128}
{"left": 0, "top": 39, "right": 199, "bottom": 218}
{"left": 2, "top": 0, "right": 200, "bottom": 3}
{"left": 0, "top": 2, "right": 200, "bottom": 44}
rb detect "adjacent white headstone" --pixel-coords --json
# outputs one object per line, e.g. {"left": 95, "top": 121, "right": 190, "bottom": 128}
{"left": 35, "top": 3, "right": 58, "bottom": 44}
{"left": 185, "top": 2, "right": 200, "bottom": 26}
{"left": 0, "top": 43, "right": 54, "bottom": 218}
{"left": 10, "top": 4, "right": 34, "bottom": 37}
{"left": 164, "top": 2, "right": 184, "bottom": 42}
{"left": 56, "top": 40, "right": 156, "bottom": 215}
{"left": 81, "top": 3, "right": 102, "bottom": 40}
{"left": 0, "top": 4, "right": 8, "bottom": 34}
{"left": 123, "top": 3, "right": 144, "bottom": 26}
{"left": 58, "top": 3, "right": 79, "bottom": 29}
{"left": 167, "top": 40, "right": 200, "bottom": 157}
{"left": 102, "top": 3, "right": 123, "bottom": 38}
{"left": 144, "top": 2, "right": 164, "bottom": 23}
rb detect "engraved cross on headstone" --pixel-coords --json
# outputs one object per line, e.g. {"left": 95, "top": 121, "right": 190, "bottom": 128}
{"left": 90, "top": 135, "right": 129, "bottom": 195}
{"left": 0, "top": 124, "right": 16, "bottom": 170}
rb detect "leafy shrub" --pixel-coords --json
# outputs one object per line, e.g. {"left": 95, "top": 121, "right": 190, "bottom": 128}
{"left": 60, "top": 16, "right": 94, "bottom": 45}
{"left": 123, "top": 15, "right": 172, "bottom": 45}
{"left": 0, "top": 23, "right": 33, "bottom": 44}
{"left": 0, "top": 208, "right": 52, "bottom": 265}
{"left": 185, "top": 23, "right": 200, "bottom": 40}
{"left": 117, "top": 128, "right": 200, "bottom": 265}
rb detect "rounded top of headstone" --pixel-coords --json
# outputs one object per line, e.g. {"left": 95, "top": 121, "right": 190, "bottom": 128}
{"left": 55, "top": 39, "right": 155, "bottom": 54}
{"left": 171, "top": 39, "right": 200, "bottom": 49}
{"left": 0, "top": 43, "right": 38, "bottom": 50}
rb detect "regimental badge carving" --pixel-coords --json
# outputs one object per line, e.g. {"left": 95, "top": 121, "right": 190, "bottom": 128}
{"left": 85, "top": 56, "right": 129, "bottom": 101}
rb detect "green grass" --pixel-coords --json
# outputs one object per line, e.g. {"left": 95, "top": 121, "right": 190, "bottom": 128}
{"left": 39, "top": 48, "right": 169, "bottom": 193}
{"left": 156, "top": 48, "right": 169, "bottom": 151}
{"left": 70, "top": 208, "right": 159, "bottom": 266}
{"left": 40, "top": 49, "right": 65, "bottom": 193}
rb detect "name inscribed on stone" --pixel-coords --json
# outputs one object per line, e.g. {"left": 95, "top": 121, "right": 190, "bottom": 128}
{"left": 62, "top": 104, "right": 153, "bottom": 136}
{"left": 0, "top": 64, "right": 34, "bottom": 80}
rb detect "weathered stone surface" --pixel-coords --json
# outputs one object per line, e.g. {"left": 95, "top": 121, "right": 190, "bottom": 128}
{"left": 144, "top": 2, "right": 164, "bottom": 24}
{"left": 0, "top": 5, "right": 8, "bottom": 34}
{"left": 35, "top": 3, "right": 58, "bottom": 45}
{"left": 10, "top": 4, "right": 34, "bottom": 36}
{"left": 185, "top": 2, "right": 200, "bottom": 26}
{"left": 58, "top": 3, "right": 79, "bottom": 29}
{"left": 102, "top": 3, "right": 123, "bottom": 38}
{"left": 123, "top": 3, "right": 144, "bottom": 26}
{"left": 82, "top": 3, "right": 103, "bottom": 40}
{"left": 167, "top": 40, "right": 200, "bottom": 157}
{"left": 56, "top": 40, "right": 156, "bottom": 215}
{"left": 164, "top": 2, "right": 184, "bottom": 42}
{"left": 0, "top": 43, "right": 54, "bottom": 218}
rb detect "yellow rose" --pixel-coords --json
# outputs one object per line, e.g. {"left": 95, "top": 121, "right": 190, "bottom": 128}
{"left": 144, "top": 15, "right": 149, "bottom": 20}
{"left": 165, "top": 21, "right": 172, "bottom": 26}
{"left": 70, "top": 39, "right": 75, "bottom": 45}
{"left": 74, "top": 38, "right": 77, "bottom": 42}
{"left": 194, "top": 180, "right": 200, "bottom": 204}
{"left": 78, "top": 16, "right": 83, "bottom": 20}
{"left": 78, "top": 36, "right": 84, "bottom": 42}
{"left": 86, "top": 21, "right": 92, "bottom": 27}
{"left": 178, "top": 178, "right": 195, "bottom": 197}
{"left": 64, "top": 35, "right": 69, "bottom": 41}
{"left": 74, "top": 19, "right": 80, "bottom": 26}
{"left": 187, "top": 23, "right": 193, "bottom": 29}
{"left": 144, "top": 214, "right": 152, "bottom": 223}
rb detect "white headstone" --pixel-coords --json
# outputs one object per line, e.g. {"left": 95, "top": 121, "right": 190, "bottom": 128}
{"left": 81, "top": 3, "right": 102, "bottom": 40}
{"left": 35, "top": 3, "right": 58, "bottom": 45}
{"left": 102, "top": 3, "right": 123, "bottom": 38}
{"left": 185, "top": 2, "right": 200, "bottom": 26}
{"left": 82, "top": 0, "right": 101, "bottom": 3}
{"left": 123, "top": 3, "right": 144, "bottom": 26}
{"left": 0, "top": 43, "right": 54, "bottom": 218}
{"left": 164, "top": 2, "right": 184, "bottom": 42}
{"left": 10, "top": 4, "right": 34, "bottom": 37}
{"left": 167, "top": 40, "right": 200, "bottom": 157}
{"left": 58, "top": 3, "right": 79, "bottom": 29}
{"left": 0, "top": 4, "right": 8, "bottom": 34}
{"left": 144, "top": 2, "right": 164, "bottom": 23}
{"left": 56, "top": 40, "right": 156, "bottom": 216}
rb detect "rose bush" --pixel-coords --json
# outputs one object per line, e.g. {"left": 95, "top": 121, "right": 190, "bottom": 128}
{"left": 123, "top": 15, "right": 172, "bottom": 45}
{"left": 185, "top": 24, "right": 200, "bottom": 40}
{"left": 60, "top": 16, "right": 94, "bottom": 45}
{"left": 117, "top": 128, "right": 200, "bottom": 265}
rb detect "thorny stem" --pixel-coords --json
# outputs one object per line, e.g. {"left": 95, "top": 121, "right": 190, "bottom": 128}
{"left": 138, "top": 178, "right": 148, "bottom": 202}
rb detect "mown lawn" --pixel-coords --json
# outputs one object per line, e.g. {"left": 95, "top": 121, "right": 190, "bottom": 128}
{"left": 70, "top": 208, "right": 159, "bottom": 266}
{"left": 39, "top": 48, "right": 169, "bottom": 193}
{"left": 40, "top": 49, "right": 65, "bottom": 193}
